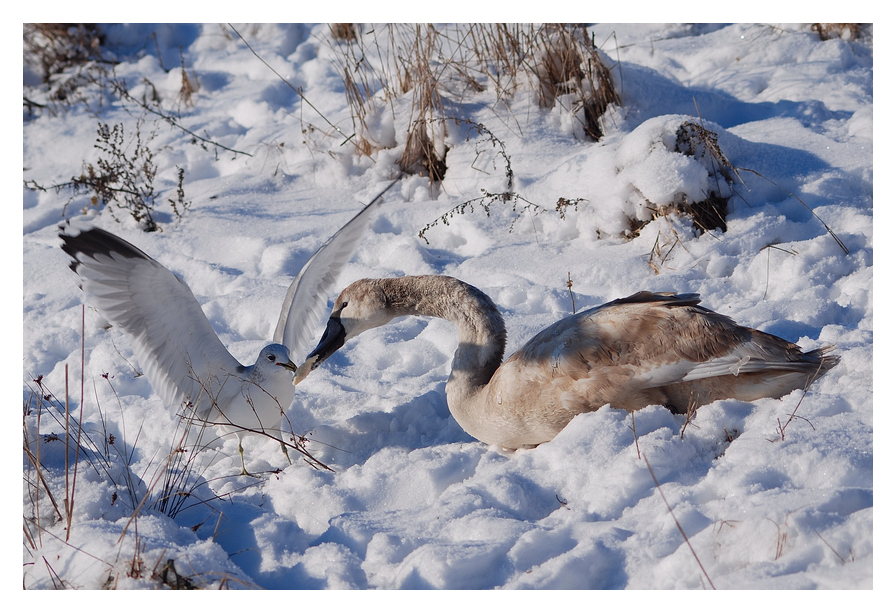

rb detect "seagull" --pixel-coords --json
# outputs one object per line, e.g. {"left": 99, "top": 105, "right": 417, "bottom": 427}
{"left": 60, "top": 180, "right": 397, "bottom": 474}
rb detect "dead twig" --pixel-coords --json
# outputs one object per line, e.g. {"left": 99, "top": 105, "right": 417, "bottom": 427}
{"left": 566, "top": 273, "right": 577, "bottom": 314}
{"left": 643, "top": 454, "right": 715, "bottom": 589}
{"left": 736, "top": 167, "right": 849, "bottom": 255}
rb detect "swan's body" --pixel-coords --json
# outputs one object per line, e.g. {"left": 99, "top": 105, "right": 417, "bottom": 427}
{"left": 60, "top": 181, "right": 394, "bottom": 473}
{"left": 305, "top": 275, "right": 839, "bottom": 450}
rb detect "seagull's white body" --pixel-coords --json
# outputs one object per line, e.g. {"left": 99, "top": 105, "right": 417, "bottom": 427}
{"left": 61, "top": 181, "right": 395, "bottom": 473}
{"left": 306, "top": 276, "right": 840, "bottom": 450}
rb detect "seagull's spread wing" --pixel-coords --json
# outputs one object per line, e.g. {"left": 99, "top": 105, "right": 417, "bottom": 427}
{"left": 273, "top": 179, "right": 398, "bottom": 361}
{"left": 61, "top": 228, "right": 242, "bottom": 415}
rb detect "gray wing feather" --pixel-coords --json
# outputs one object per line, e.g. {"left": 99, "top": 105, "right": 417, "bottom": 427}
{"left": 273, "top": 179, "right": 399, "bottom": 360}
{"left": 61, "top": 228, "right": 241, "bottom": 415}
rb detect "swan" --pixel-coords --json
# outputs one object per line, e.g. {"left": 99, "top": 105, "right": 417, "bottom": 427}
{"left": 301, "top": 275, "right": 839, "bottom": 450}
{"left": 59, "top": 180, "right": 396, "bottom": 474}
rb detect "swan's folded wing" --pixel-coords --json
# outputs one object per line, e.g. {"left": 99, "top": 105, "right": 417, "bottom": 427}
{"left": 567, "top": 293, "right": 830, "bottom": 388}
{"left": 61, "top": 228, "right": 241, "bottom": 415}
{"left": 274, "top": 179, "right": 398, "bottom": 362}
{"left": 513, "top": 292, "right": 757, "bottom": 385}
{"left": 652, "top": 336, "right": 836, "bottom": 385}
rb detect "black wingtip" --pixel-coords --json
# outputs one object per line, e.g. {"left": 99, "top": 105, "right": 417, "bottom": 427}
{"left": 60, "top": 226, "right": 152, "bottom": 266}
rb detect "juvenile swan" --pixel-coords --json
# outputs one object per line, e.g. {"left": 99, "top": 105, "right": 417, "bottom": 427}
{"left": 303, "top": 276, "right": 839, "bottom": 450}
{"left": 60, "top": 181, "right": 396, "bottom": 474}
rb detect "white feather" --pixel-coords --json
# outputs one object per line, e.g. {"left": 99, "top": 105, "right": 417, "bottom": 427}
{"left": 273, "top": 178, "right": 397, "bottom": 363}
{"left": 60, "top": 180, "right": 397, "bottom": 472}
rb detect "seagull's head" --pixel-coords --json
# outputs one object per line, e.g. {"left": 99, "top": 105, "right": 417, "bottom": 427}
{"left": 256, "top": 344, "right": 298, "bottom": 380}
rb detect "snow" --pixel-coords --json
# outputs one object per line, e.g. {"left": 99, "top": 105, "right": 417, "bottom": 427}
{"left": 22, "top": 22, "right": 874, "bottom": 593}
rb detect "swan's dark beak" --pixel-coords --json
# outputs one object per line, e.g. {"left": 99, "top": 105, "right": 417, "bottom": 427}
{"left": 306, "top": 316, "right": 347, "bottom": 370}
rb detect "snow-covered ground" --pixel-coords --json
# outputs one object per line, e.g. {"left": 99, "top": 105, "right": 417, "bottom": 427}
{"left": 23, "top": 23, "right": 873, "bottom": 590}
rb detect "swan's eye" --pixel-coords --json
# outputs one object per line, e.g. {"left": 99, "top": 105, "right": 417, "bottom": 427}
{"left": 340, "top": 301, "right": 349, "bottom": 310}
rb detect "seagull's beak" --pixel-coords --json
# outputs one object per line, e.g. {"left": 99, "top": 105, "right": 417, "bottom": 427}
{"left": 278, "top": 359, "right": 298, "bottom": 373}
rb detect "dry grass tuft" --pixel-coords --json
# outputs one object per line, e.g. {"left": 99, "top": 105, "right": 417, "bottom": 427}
{"left": 673, "top": 120, "right": 734, "bottom": 233}
{"left": 527, "top": 24, "right": 620, "bottom": 140}
{"left": 23, "top": 355, "right": 322, "bottom": 588}
{"left": 397, "top": 25, "right": 449, "bottom": 182}
{"left": 330, "top": 23, "right": 358, "bottom": 42}
{"left": 178, "top": 55, "right": 200, "bottom": 108}
{"left": 330, "top": 24, "right": 620, "bottom": 184}
{"left": 23, "top": 23, "right": 111, "bottom": 113}
{"left": 25, "top": 119, "right": 179, "bottom": 232}
{"left": 23, "top": 24, "right": 104, "bottom": 84}
{"left": 626, "top": 119, "right": 734, "bottom": 247}
{"left": 810, "top": 23, "right": 866, "bottom": 41}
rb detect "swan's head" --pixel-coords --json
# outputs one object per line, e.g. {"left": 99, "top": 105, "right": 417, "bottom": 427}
{"left": 306, "top": 279, "right": 395, "bottom": 370}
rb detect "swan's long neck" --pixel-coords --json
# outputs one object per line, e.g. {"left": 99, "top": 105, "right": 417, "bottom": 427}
{"left": 379, "top": 276, "right": 507, "bottom": 395}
